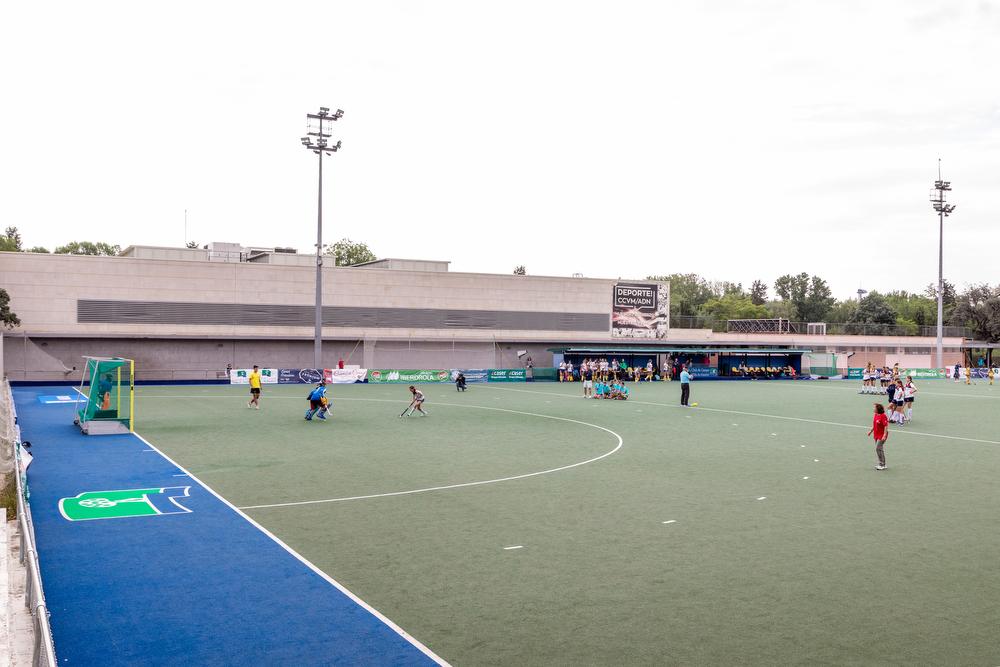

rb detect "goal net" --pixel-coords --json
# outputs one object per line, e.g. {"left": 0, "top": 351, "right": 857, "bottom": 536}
{"left": 76, "top": 357, "right": 134, "bottom": 435}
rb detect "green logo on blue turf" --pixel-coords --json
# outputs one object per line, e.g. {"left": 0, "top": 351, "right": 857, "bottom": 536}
{"left": 59, "top": 487, "right": 192, "bottom": 521}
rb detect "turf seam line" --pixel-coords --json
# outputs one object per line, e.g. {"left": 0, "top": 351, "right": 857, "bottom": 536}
{"left": 130, "top": 432, "right": 451, "bottom": 666}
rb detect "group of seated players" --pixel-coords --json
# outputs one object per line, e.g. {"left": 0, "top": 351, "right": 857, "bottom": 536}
{"left": 730, "top": 364, "right": 796, "bottom": 379}
{"left": 559, "top": 357, "right": 659, "bottom": 383}
{"left": 590, "top": 379, "right": 630, "bottom": 400}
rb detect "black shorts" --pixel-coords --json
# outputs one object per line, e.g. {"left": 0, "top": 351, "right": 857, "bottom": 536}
{"left": 905, "top": 397, "right": 914, "bottom": 403}
{"left": 310, "top": 399, "right": 322, "bottom": 409}
{"left": 894, "top": 400, "right": 904, "bottom": 407}
{"left": 250, "top": 388, "right": 261, "bottom": 396}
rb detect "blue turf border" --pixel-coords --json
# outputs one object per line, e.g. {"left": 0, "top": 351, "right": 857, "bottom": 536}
{"left": 13, "top": 386, "right": 444, "bottom": 666}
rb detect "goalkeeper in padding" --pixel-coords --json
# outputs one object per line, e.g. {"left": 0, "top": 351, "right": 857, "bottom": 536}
{"left": 304, "top": 381, "right": 330, "bottom": 421}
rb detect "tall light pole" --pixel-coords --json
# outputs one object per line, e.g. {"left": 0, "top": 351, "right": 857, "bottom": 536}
{"left": 930, "top": 160, "right": 956, "bottom": 369}
{"left": 301, "top": 107, "right": 343, "bottom": 370}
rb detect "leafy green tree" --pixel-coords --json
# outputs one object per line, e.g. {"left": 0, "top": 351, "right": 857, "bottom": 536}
{"left": 54, "top": 241, "right": 121, "bottom": 256}
{"left": 0, "top": 227, "right": 22, "bottom": 252}
{"left": 825, "top": 299, "right": 858, "bottom": 324}
{"left": 764, "top": 299, "right": 796, "bottom": 320}
{"left": 950, "top": 284, "right": 1000, "bottom": 342}
{"left": 699, "top": 294, "right": 769, "bottom": 321}
{"left": 0, "top": 288, "right": 20, "bottom": 329}
{"left": 647, "top": 273, "right": 717, "bottom": 318}
{"left": 773, "top": 273, "right": 834, "bottom": 321}
{"left": 325, "top": 238, "right": 376, "bottom": 266}
{"left": 513, "top": 265, "right": 526, "bottom": 275}
{"left": 884, "top": 291, "right": 936, "bottom": 328}
{"left": 749, "top": 280, "right": 768, "bottom": 305}
{"left": 846, "top": 292, "right": 898, "bottom": 334}
{"left": 924, "top": 279, "right": 957, "bottom": 321}
{"left": 26, "top": 246, "right": 49, "bottom": 253}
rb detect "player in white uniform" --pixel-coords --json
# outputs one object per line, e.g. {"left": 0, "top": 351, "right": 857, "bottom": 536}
{"left": 903, "top": 376, "right": 916, "bottom": 421}
{"left": 566, "top": 361, "right": 574, "bottom": 382}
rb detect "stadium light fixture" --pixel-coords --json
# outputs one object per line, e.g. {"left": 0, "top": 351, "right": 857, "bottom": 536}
{"left": 930, "top": 160, "right": 955, "bottom": 370}
{"left": 301, "top": 106, "right": 345, "bottom": 370}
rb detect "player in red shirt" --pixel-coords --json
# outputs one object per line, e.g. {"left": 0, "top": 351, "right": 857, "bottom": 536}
{"left": 867, "top": 403, "right": 889, "bottom": 470}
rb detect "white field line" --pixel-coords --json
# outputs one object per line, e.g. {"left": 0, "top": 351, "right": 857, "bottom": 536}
{"left": 780, "top": 381, "right": 1000, "bottom": 400}
{"left": 131, "top": 432, "right": 450, "bottom": 666}
{"left": 478, "top": 385, "right": 1000, "bottom": 446}
{"left": 239, "top": 401, "right": 623, "bottom": 510}
{"left": 503, "top": 545, "right": 524, "bottom": 550}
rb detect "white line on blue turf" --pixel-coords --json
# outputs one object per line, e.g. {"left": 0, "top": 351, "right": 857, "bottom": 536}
{"left": 172, "top": 473, "right": 188, "bottom": 477}
{"left": 662, "top": 520, "right": 676, "bottom": 524}
{"left": 132, "top": 433, "right": 449, "bottom": 666}
{"left": 503, "top": 545, "right": 524, "bottom": 550}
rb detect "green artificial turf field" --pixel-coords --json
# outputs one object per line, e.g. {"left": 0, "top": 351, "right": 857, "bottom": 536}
{"left": 135, "top": 379, "right": 1000, "bottom": 666}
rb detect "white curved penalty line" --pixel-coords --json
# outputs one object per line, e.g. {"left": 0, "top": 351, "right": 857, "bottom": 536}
{"left": 479, "top": 385, "right": 1000, "bottom": 446}
{"left": 238, "top": 402, "right": 623, "bottom": 511}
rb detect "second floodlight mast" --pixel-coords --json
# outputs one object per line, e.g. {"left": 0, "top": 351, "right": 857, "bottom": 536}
{"left": 301, "top": 107, "right": 344, "bottom": 370}
{"left": 930, "top": 160, "right": 956, "bottom": 370}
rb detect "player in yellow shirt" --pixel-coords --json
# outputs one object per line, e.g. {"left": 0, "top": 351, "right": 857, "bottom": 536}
{"left": 248, "top": 365, "right": 262, "bottom": 409}
{"left": 965, "top": 365, "right": 972, "bottom": 385}
{"left": 989, "top": 367, "right": 995, "bottom": 386}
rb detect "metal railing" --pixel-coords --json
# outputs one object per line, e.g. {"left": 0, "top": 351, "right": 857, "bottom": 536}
{"left": 670, "top": 315, "right": 972, "bottom": 338}
{"left": 4, "top": 379, "right": 58, "bottom": 667}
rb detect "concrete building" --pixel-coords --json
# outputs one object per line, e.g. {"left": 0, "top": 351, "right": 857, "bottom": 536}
{"left": 0, "top": 246, "right": 965, "bottom": 381}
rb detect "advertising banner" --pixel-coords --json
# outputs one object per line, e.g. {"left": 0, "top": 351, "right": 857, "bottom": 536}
{"left": 324, "top": 368, "right": 369, "bottom": 384}
{"left": 946, "top": 366, "right": 996, "bottom": 380}
{"left": 451, "top": 369, "right": 489, "bottom": 383}
{"left": 611, "top": 282, "right": 669, "bottom": 339}
{"left": 230, "top": 368, "right": 278, "bottom": 384}
{"left": 687, "top": 366, "right": 718, "bottom": 378}
{"left": 278, "top": 368, "right": 324, "bottom": 384}
{"left": 488, "top": 369, "right": 527, "bottom": 382}
{"left": 367, "top": 369, "right": 451, "bottom": 384}
{"left": 850, "top": 368, "right": 947, "bottom": 380}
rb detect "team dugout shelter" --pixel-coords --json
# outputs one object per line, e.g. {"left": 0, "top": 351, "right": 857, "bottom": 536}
{"left": 550, "top": 347, "right": 812, "bottom": 378}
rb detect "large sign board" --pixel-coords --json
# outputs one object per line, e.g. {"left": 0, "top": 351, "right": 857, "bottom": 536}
{"left": 611, "top": 282, "right": 669, "bottom": 339}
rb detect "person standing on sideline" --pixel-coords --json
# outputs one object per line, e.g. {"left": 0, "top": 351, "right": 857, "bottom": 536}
{"left": 525, "top": 356, "right": 534, "bottom": 382}
{"left": 679, "top": 365, "right": 692, "bottom": 406}
{"left": 989, "top": 367, "right": 995, "bottom": 386}
{"left": 248, "top": 365, "right": 262, "bottom": 409}
{"left": 868, "top": 402, "right": 889, "bottom": 470}
{"left": 582, "top": 364, "right": 594, "bottom": 399}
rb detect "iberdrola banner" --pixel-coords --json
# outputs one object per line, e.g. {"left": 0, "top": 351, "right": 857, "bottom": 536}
{"left": 367, "top": 369, "right": 451, "bottom": 384}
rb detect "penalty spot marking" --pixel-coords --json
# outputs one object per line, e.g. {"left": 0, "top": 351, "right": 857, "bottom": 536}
{"left": 802, "top": 476, "right": 810, "bottom": 480}
{"left": 238, "top": 399, "right": 624, "bottom": 511}
{"left": 814, "top": 459, "right": 819, "bottom": 462}
{"left": 503, "top": 545, "right": 524, "bottom": 550}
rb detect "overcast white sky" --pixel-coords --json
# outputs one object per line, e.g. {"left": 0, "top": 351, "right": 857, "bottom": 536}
{"left": 2, "top": 1, "right": 997, "bottom": 299}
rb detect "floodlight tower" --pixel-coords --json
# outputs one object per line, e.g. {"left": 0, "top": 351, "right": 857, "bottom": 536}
{"left": 301, "top": 107, "right": 344, "bottom": 370}
{"left": 930, "top": 160, "right": 956, "bottom": 369}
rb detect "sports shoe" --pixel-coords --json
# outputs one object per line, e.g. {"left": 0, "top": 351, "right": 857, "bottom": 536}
{"left": 254, "top": 405, "right": 260, "bottom": 410}
{"left": 875, "top": 465, "right": 886, "bottom": 470}
{"left": 248, "top": 402, "right": 252, "bottom": 408}
{"left": 317, "top": 414, "right": 327, "bottom": 421}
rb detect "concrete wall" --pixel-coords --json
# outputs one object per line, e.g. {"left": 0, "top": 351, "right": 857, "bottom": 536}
{"left": 0, "top": 252, "right": 618, "bottom": 341}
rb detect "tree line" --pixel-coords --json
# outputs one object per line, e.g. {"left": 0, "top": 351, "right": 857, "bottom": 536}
{"left": 646, "top": 272, "right": 1000, "bottom": 343}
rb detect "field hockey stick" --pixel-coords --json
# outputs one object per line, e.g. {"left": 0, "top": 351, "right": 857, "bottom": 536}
{"left": 399, "top": 401, "right": 415, "bottom": 417}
